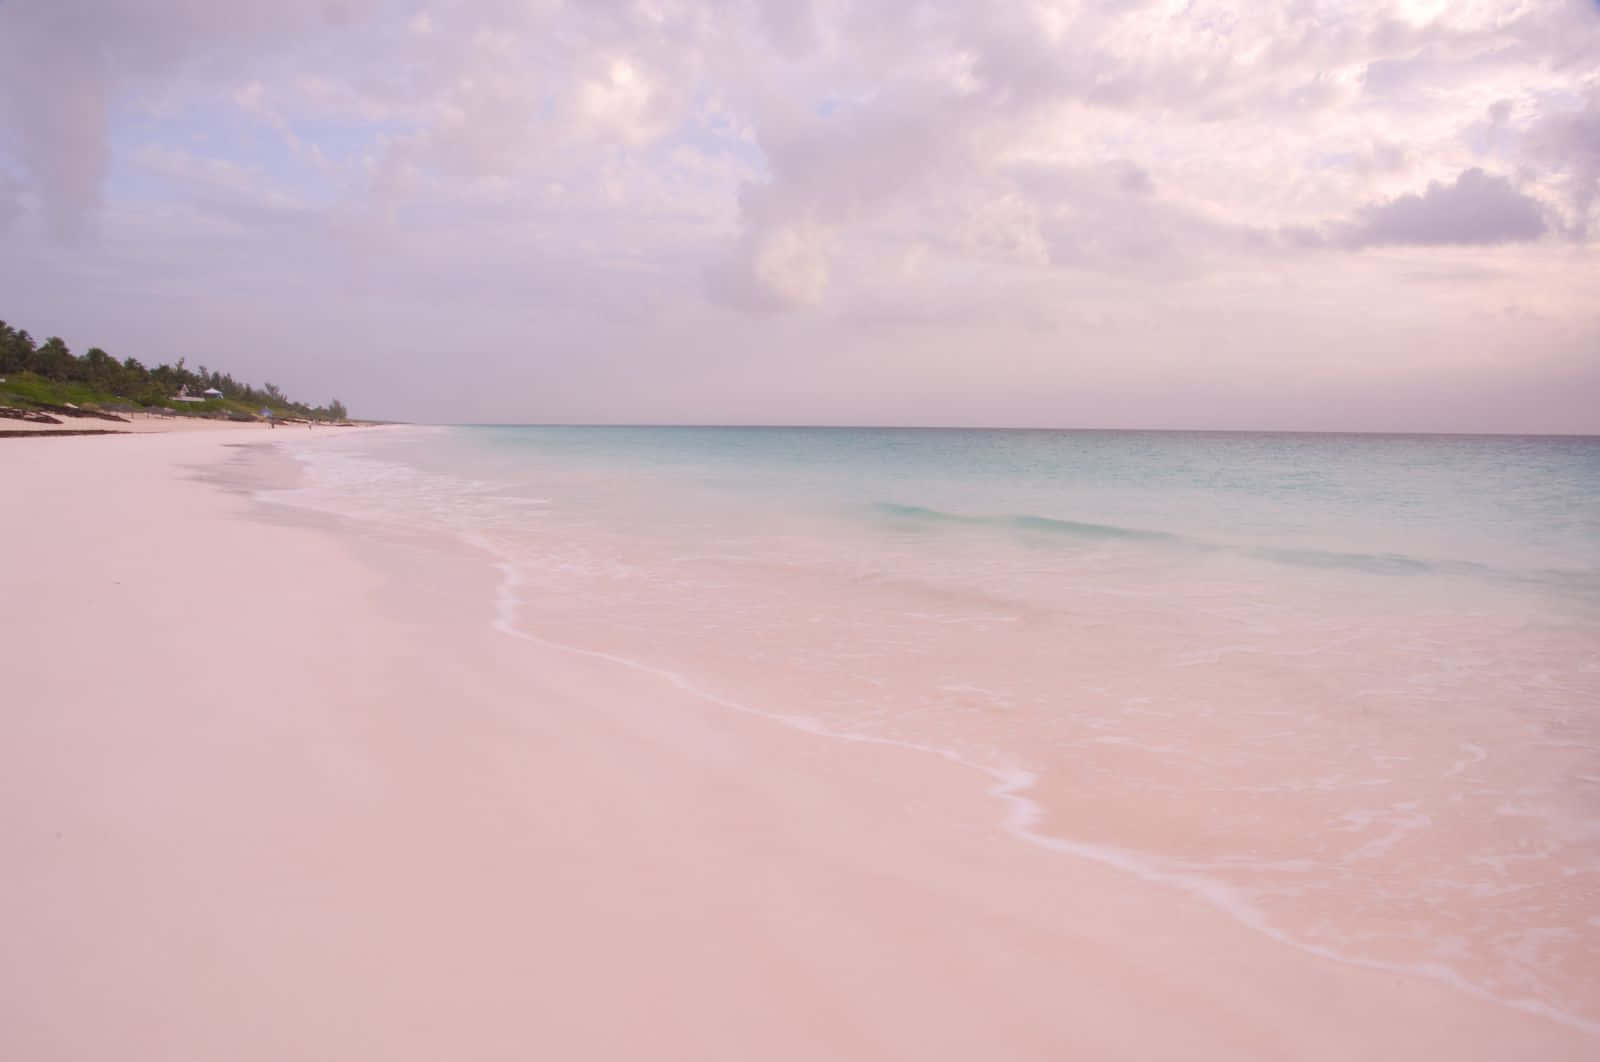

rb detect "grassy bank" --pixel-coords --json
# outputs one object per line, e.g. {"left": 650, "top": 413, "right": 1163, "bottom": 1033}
{"left": 0, "top": 372, "right": 287, "bottom": 421}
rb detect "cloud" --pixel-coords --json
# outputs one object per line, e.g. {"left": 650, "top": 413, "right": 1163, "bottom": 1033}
{"left": 699, "top": 1, "right": 1598, "bottom": 311}
{"left": 0, "top": 30, "right": 109, "bottom": 239}
{"left": 1527, "top": 91, "right": 1600, "bottom": 238}
{"left": 708, "top": 221, "right": 833, "bottom": 311}
{"left": 707, "top": 86, "right": 967, "bottom": 309}
{"left": 576, "top": 57, "right": 671, "bottom": 146}
{"left": 1338, "top": 168, "right": 1548, "bottom": 247}
{"left": 0, "top": 1, "right": 1597, "bottom": 430}
{"left": 756, "top": 0, "right": 819, "bottom": 59}
{"left": 0, "top": 0, "right": 373, "bottom": 235}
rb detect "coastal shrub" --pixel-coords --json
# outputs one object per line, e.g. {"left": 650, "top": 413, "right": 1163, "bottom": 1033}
{"left": 0, "top": 316, "right": 350, "bottom": 421}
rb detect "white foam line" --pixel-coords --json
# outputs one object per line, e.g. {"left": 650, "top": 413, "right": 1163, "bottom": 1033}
{"left": 467, "top": 539, "right": 1600, "bottom": 1041}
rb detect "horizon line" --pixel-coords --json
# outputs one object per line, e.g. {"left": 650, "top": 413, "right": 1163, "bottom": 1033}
{"left": 423, "top": 422, "right": 1600, "bottom": 440}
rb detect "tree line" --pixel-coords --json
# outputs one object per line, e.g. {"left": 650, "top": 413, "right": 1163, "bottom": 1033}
{"left": 0, "top": 317, "right": 348, "bottom": 422}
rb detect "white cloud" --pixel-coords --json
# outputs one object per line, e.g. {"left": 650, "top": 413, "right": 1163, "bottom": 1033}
{"left": 577, "top": 58, "right": 665, "bottom": 145}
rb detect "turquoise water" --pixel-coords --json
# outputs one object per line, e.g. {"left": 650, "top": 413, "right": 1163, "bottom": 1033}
{"left": 275, "top": 425, "right": 1600, "bottom": 1032}
{"left": 443, "top": 426, "right": 1600, "bottom": 590}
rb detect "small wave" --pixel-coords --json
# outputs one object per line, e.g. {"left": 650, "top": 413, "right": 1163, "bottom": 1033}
{"left": 873, "top": 501, "right": 1175, "bottom": 542}
{"left": 870, "top": 500, "right": 1600, "bottom": 594}
{"left": 1250, "top": 546, "right": 1436, "bottom": 576}
{"left": 1008, "top": 513, "right": 1180, "bottom": 542}
{"left": 873, "top": 502, "right": 985, "bottom": 525}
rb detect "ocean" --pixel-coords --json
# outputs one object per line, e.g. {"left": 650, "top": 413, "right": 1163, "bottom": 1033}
{"left": 271, "top": 425, "right": 1600, "bottom": 1031}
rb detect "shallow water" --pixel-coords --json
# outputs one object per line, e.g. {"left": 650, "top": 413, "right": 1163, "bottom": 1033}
{"left": 270, "top": 425, "right": 1600, "bottom": 1032}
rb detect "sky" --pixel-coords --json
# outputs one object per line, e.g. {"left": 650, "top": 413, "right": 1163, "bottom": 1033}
{"left": 0, "top": 0, "right": 1597, "bottom": 431}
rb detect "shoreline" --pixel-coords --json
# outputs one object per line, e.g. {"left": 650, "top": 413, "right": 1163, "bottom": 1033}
{"left": 3, "top": 430, "right": 1594, "bottom": 1060}
{"left": 471, "top": 486, "right": 1600, "bottom": 1042}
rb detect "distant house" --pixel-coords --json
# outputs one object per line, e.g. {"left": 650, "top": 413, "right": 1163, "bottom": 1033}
{"left": 171, "top": 384, "right": 205, "bottom": 404}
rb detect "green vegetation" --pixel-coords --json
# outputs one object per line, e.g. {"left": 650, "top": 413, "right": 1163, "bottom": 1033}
{"left": 0, "top": 317, "right": 349, "bottom": 422}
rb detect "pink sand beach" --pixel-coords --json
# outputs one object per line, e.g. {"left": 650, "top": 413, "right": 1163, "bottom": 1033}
{"left": 2, "top": 430, "right": 1596, "bottom": 1061}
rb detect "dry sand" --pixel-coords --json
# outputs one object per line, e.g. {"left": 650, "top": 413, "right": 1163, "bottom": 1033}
{"left": 2, "top": 431, "right": 1592, "bottom": 1060}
